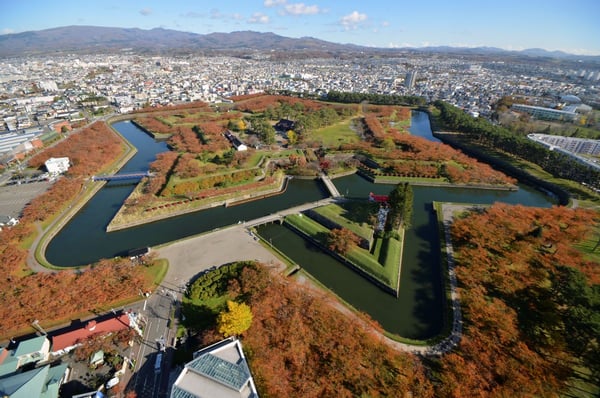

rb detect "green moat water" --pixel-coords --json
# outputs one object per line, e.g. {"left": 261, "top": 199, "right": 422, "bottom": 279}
{"left": 46, "top": 113, "right": 554, "bottom": 339}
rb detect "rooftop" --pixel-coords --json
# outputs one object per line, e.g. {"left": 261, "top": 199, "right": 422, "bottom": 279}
{"left": 171, "top": 337, "right": 258, "bottom": 398}
{"left": 51, "top": 314, "right": 130, "bottom": 352}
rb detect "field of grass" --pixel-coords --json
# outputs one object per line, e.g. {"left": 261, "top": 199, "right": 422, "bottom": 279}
{"left": 574, "top": 223, "right": 600, "bottom": 264}
{"left": 307, "top": 118, "right": 360, "bottom": 147}
{"left": 377, "top": 235, "right": 402, "bottom": 270}
{"left": 311, "top": 203, "right": 373, "bottom": 241}
{"left": 285, "top": 213, "right": 329, "bottom": 237}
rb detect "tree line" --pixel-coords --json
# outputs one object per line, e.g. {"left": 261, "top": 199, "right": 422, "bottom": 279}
{"left": 434, "top": 100, "right": 600, "bottom": 190}
{"left": 326, "top": 90, "right": 426, "bottom": 107}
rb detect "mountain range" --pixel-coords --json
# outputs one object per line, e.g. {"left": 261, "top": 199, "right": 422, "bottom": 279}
{"left": 0, "top": 25, "right": 598, "bottom": 62}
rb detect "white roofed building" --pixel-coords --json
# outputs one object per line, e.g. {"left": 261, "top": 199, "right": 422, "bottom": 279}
{"left": 170, "top": 337, "right": 258, "bottom": 398}
{"left": 44, "top": 157, "right": 70, "bottom": 174}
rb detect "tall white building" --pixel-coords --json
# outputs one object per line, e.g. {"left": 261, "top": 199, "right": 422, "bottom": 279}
{"left": 405, "top": 71, "right": 417, "bottom": 89}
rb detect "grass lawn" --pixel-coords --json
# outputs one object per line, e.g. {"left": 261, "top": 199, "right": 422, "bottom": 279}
{"left": 344, "top": 247, "right": 390, "bottom": 285}
{"left": 285, "top": 213, "right": 329, "bottom": 237}
{"left": 307, "top": 118, "right": 360, "bottom": 147}
{"left": 574, "top": 223, "right": 600, "bottom": 264}
{"left": 145, "top": 258, "right": 169, "bottom": 286}
{"left": 311, "top": 203, "right": 374, "bottom": 241}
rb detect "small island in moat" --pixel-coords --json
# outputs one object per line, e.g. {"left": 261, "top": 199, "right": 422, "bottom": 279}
{"left": 106, "top": 94, "right": 516, "bottom": 231}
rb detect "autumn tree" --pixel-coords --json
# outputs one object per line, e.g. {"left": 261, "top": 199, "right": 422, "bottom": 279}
{"left": 287, "top": 130, "right": 297, "bottom": 145}
{"left": 440, "top": 204, "right": 600, "bottom": 397}
{"left": 327, "top": 227, "right": 360, "bottom": 255}
{"left": 217, "top": 300, "right": 253, "bottom": 337}
{"left": 196, "top": 261, "right": 434, "bottom": 398}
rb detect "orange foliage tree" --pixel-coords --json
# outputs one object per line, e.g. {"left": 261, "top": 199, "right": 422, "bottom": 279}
{"left": 0, "top": 121, "right": 157, "bottom": 338}
{"left": 438, "top": 204, "right": 600, "bottom": 397}
{"left": 198, "top": 262, "right": 434, "bottom": 398}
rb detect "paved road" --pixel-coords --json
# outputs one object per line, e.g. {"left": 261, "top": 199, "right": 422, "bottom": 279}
{"left": 127, "top": 290, "right": 177, "bottom": 398}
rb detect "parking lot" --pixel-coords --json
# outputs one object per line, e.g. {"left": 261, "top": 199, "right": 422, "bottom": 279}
{"left": 0, "top": 180, "right": 52, "bottom": 217}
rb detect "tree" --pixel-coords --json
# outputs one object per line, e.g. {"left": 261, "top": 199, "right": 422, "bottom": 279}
{"left": 327, "top": 228, "right": 360, "bottom": 255}
{"left": 387, "top": 182, "right": 413, "bottom": 229}
{"left": 287, "top": 130, "right": 297, "bottom": 145}
{"left": 252, "top": 117, "right": 276, "bottom": 144}
{"left": 217, "top": 300, "right": 253, "bottom": 337}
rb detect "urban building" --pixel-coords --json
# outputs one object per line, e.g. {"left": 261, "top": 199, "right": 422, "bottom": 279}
{"left": 511, "top": 103, "right": 578, "bottom": 122}
{"left": 44, "top": 157, "right": 70, "bottom": 174}
{"left": 405, "top": 71, "right": 416, "bottom": 89}
{"left": 170, "top": 337, "right": 259, "bottom": 398}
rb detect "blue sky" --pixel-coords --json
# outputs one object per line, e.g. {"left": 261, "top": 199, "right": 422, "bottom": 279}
{"left": 3, "top": 0, "right": 600, "bottom": 55}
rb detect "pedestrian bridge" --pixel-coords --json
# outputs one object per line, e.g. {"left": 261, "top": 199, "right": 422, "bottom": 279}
{"left": 320, "top": 174, "right": 341, "bottom": 198}
{"left": 92, "top": 171, "right": 153, "bottom": 182}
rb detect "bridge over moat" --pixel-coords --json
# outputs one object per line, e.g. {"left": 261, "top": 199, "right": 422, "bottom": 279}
{"left": 92, "top": 171, "right": 153, "bottom": 182}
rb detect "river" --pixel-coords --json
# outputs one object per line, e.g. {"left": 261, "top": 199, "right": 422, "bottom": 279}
{"left": 46, "top": 112, "right": 554, "bottom": 339}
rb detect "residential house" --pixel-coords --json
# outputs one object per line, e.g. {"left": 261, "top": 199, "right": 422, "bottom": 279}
{"left": 0, "top": 363, "right": 69, "bottom": 398}
{"left": 51, "top": 313, "right": 131, "bottom": 355}
{"left": 0, "top": 336, "right": 69, "bottom": 398}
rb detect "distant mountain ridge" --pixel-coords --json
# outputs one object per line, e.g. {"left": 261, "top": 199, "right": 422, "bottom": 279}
{"left": 0, "top": 25, "right": 597, "bottom": 62}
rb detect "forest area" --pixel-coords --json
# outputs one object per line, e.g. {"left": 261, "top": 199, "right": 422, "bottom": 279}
{"left": 434, "top": 100, "right": 600, "bottom": 190}
{"left": 0, "top": 122, "right": 157, "bottom": 338}
{"left": 185, "top": 261, "right": 434, "bottom": 398}
{"left": 441, "top": 203, "right": 600, "bottom": 396}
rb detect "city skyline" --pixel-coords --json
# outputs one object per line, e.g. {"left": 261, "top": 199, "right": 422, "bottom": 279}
{"left": 3, "top": 0, "right": 600, "bottom": 56}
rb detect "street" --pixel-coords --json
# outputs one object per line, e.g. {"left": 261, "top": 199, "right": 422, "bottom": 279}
{"left": 127, "top": 285, "right": 181, "bottom": 397}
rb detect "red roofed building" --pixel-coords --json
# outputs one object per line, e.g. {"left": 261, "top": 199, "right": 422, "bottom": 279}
{"left": 368, "top": 192, "right": 389, "bottom": 203}
{"left": 51, "top": 314, "right": 130, "bottom": 353}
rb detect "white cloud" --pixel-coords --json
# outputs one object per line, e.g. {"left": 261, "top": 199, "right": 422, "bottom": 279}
{"left": 264, "top": 0, "right": 287, "bottom": 6}
{"left": 139, "top": 8, "right": 153, "bottom": 16}
{"left": 248, "top": 12, "right": 270, "bottom": 24}
{"left": 1, "top": 28, "right": 15, "bottom": 35}
{"left": 232, "top": 13, "right": 244, "bottom": 21}
{"left": 282, "top": 3, "right": 321, "bottom": 15}
{"left": 182, "top": 11, "right": 203, "bottom": 18}
{"left": 381, "top": 21, "right": 390, "bottom": 27}
{"left": 340, "top": 11, "right": 367, "bottom": 30}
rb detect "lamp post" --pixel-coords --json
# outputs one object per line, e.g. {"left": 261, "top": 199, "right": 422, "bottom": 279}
{"left": 32, "top": 319, "right": 47, "bottom": 335}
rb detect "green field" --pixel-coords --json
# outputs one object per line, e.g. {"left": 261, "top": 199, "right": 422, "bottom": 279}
{"left": 311, "top": 203, "right": 374, "bottom": 241}
{"left": 307, "top": 118, "right": 360, "bottom": 147}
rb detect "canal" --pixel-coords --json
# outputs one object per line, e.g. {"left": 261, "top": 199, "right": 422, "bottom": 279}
{"left": 46, "top": 112, "right": 555, "bottom": 339}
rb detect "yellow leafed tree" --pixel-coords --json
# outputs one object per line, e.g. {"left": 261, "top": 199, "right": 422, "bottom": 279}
{"left": 217, "top": 300, "right": 253, "bottom": 337}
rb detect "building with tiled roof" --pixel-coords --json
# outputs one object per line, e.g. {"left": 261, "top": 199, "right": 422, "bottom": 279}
{"left": 51, "top": 314, "right": 130, "bottom": 353}
{"left": 0, "top": 362, "right": 69, "bottom": 398}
